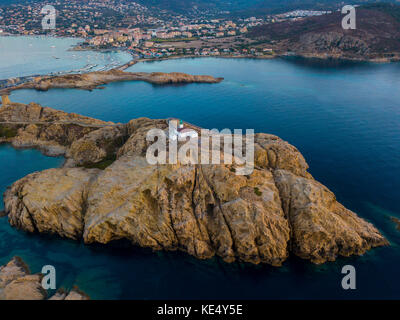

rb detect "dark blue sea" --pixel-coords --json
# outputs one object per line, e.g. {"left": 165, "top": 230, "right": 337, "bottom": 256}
{"left": 1, "top": 56, "right": 400, "bottom": 299}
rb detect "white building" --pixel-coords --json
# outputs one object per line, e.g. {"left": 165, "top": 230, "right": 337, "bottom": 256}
{"left": 168, "top": 120, "right": 198, "bottom": 141}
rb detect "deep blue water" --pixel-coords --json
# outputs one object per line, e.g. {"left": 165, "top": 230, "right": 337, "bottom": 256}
{"left": 2, "top": 57, "right": 400, "bottom": 299}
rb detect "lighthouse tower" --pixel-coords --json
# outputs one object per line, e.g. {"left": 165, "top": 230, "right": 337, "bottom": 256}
{"left": 178, "top": 119, "right": 184, "bottom": 131}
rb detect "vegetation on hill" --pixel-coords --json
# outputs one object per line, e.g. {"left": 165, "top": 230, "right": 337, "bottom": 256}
{"left": 137, "top": 0, "right": 399, "bottom": 15}
{"left": 0, "top": 124, "right": 18, "bottom": 138}
{"left": 364, "top": 2, "right": 400, "bottom": 21}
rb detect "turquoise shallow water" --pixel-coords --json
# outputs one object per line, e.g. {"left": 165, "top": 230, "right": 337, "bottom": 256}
{"left": 2, "top": 56, "right": 400, "bottom": 299}
{"left": 0, "top": 36, "right": 132, "bottom": 79}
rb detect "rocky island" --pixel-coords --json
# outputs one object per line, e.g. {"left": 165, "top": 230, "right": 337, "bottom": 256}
{"left": 0, "top": 102, "right": 388, "bottom": 266}
{"left": 0, "top": 70, "right": 224, "bottom": 95}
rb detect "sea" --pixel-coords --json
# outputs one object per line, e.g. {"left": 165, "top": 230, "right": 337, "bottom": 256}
{"left": 0, "top": 36, "right": 132, "bottom": 79}
{"left": 1, "top": 36, "right": 400, "bottom": 299}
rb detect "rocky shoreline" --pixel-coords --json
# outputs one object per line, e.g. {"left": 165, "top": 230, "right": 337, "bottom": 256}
{"left": 0, "top": 70, "right": 223, "bottom": 95}
{"left": 0, "top": 102, "right": 388, "bottom": 266}
{"left": 0, "top": 257, "right": 89, "bottom": 300}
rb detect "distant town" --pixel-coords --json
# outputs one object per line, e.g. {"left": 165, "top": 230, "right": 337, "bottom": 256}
{"left": 0, "top": 0, "right": 332, "bottom": 60}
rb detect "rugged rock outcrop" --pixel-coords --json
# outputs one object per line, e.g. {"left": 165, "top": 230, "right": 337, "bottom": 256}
{"left": 0, "top": 102, "right": 114, "bottom": 157}
{"left": 0, "top": 257, "right": 46, "bottom": 300}
{"left": 0, "top": 257, "right": 89, "bottom": 300}
{"left": 1, "top": 103, "right": 388, "bottom": 265}
{"left": 273, "top": 170, "right": 386, "bottom": 263}
{"left": 66, "top": 125, "right": 127, "bottom": 166}
{"left": 6, "top": 168, "right": 100, "bottom": 239}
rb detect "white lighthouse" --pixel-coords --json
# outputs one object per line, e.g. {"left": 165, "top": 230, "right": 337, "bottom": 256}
{"left": 168, "top": 119, "right": 198, "bottom": 141}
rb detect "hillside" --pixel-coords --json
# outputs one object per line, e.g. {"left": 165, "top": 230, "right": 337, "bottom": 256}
{"left": 136, "top": 0, "right": 392, "bottom": 15}
{"left": 248, "top": 3, "right": 400, "bottom": 60}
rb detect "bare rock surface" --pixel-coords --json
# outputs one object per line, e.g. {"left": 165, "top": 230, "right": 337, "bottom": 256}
{"left": 5, "top": 168, "right": 100, "bottom": 239}
{"left": 273, "top": 170, "right": 387, "bottom": 263}
{"left": 49, "top": 287, "right": 90, "bottom": 300}
{"left": 67, "top": 125, "right": 127, "bottom": 166}
{"left": 63, "top": 287, "right": 90, "bottom": 300}
{"left": 0, "top": 102, "right": 112, "bottom": 157}
{"left": 81, "top": 156, "right": 290, "bottom": 265}
{"left": 0, "top": 257, "right": 30, "bottom": 289}
{"left": 1, "top": 103, "right": 388, "bottom": 265}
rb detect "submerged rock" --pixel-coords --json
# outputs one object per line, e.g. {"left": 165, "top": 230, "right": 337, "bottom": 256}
{"left": 391, "top": 216, "right": 400, "bottom": 231}
{"left": 1, "top": 103, "right": 388, "bottom": 266}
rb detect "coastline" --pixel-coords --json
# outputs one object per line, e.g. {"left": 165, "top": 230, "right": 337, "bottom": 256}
{"left": 68, "top": 36, "right": 400, "bottom": 64}
{"left": 2, "top": 34, "right": 398, "bottom": 95}
{"left": 1, "top": 38, "right": 399, "bottom": 298}
{"left": 1, "top": 52, "right": 395, "bottom": 96}
{"left": 64, "top": 35, "right": 400, "bottom": 66}
{"left": 132, "top": 52, "right": 400, "bottom": 65}
{"left": 1, "top": 0, "right": 400, "bottom": 299}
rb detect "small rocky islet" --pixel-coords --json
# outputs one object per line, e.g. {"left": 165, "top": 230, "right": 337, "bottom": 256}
{"left": 0, "top": 100, "right": 388, "bottom": 267}
{"left": 0, "top": 70, "right": 224, "bottom": 95}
